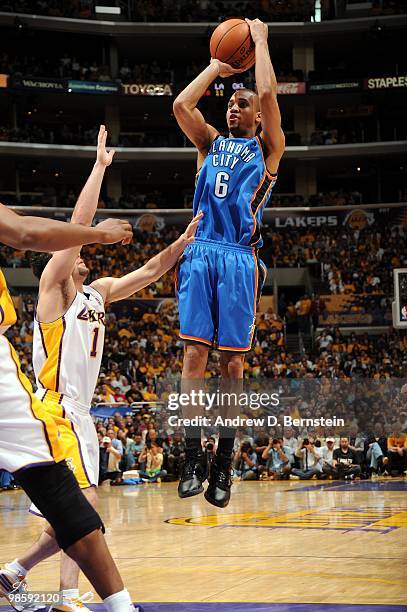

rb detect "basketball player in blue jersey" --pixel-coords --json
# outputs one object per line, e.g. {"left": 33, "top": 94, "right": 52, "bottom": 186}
{"left": 173, "top": 18, "right": 285, "bottom": 507}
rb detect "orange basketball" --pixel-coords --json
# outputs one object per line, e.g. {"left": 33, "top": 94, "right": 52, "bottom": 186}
{"left": 210, "top": 18, "right": 255, "bottom": 71}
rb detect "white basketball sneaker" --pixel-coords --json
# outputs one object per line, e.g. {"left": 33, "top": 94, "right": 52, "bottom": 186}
{"left": 50, "top": 591, "right": 94, "bottom": 612}
{"left": 0, "top": 564, "right": 34, "bottom": 612}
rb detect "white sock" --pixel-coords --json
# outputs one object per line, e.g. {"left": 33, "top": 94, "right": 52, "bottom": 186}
{"left": 6, "top": 560, "right": 27, "bottom": 577}
{"left": 103, "top": 589, "right": 134, "bottom": 612}
{"left": 62, "top": 589, "right": 80, "bottom": 603}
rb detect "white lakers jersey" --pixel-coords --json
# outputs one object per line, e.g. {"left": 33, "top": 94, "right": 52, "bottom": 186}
{"left": 33, "top": 285, "right": 105, "bottom": 407}
{"left": 0, "top": 269, "right": 17, "bottom": 335}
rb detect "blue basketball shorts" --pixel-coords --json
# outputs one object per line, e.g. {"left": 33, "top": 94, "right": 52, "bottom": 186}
{"left": 175, "top": 238, "right": 267, "bottom": 352}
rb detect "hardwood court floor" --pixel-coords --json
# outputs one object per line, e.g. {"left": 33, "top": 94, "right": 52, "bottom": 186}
{"left": 0, "top": 479, "right": 406, "bottom": 609}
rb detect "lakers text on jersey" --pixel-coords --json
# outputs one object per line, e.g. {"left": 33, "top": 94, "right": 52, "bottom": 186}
{"left": 33, "top": 285, "right": 106, "bottom": 407}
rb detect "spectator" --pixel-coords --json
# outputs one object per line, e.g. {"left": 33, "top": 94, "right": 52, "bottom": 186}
{"left": 282, "top": 427, "right": 298, "bottom": 463}
{"left": 319, "top": 437, "right": 337, "bottom": 478}
{"left": 126, "top": 382, "right": 145, "bottom": 403}
{"left": 261, "top": 438, "right": 291, "bottom": 480}
{"left": 126, "top": 432, "right": 145, "bottom": 469}
{"left": 254, "top": 429, "right": 269, "bottom": 466}
{"left": 138, "top": 441, "right": 167, "bottom": 483}
{"left": 99, "top": 432, "right": 123, "bottom": 484}
{"left": 333, "top": 437, "right": 362, "bottom": 480}
{"left": 99, "top": 384, "right": 116, "bottom": 404}
{"left": 296, "top": 294, "right": 312, "bottom": 333}
{"left": 166, "top": 433, "right": 186, "bottom": 478}
{"left": 292, "top": 438, "right": 322, "bottom": 479}
{"left": 386, "top": 424, "right": 407, "bottom": 476}
{"left": 234, "top": 441, "right": 258, "bottom": 480}
{"left": 348, "top": 425, "right": 365, "bottom": 466}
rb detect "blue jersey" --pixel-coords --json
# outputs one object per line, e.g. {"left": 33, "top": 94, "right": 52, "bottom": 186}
{"left": 192, "top": 135, "right": 277, "bottom": 248}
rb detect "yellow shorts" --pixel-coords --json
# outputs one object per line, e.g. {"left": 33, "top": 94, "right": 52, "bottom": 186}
{"left": 29, "top": 390, "right": 99, "bottom": 518}
{"left": 0, "top": 337, "right": 64, "bottom": 472}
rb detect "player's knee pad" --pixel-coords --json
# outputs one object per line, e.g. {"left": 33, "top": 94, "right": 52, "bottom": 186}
{"left": 15, "top": 461, "right": 104, "bottom": 551}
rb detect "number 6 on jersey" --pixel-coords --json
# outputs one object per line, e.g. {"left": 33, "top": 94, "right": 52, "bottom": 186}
{"left": 214, "top": 171, "right": 230, "bottom": 198}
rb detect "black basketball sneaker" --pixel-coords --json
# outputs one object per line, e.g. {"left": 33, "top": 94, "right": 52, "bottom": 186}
{"left": 204, "top": 453, "right": 233, "bottom": 508}
{"left": 178, "top": 448, "right": 209, "bottom": 498}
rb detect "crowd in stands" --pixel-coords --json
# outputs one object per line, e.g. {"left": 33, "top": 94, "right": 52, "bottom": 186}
{"left": 3, "top": 219, "right": 406, "bottom": 300}
{"left": 1, "top": 122, "right": 396, "bottom": 148}
{"left": 0, "top": 121, "right": 399, "bottom": 149}
{"left": 0, "top": 185, "right": 373, "bottom": 209}
{"left": 1, "top": 0, "right": 322, "bottom": 22}
{"left": 93, "top": 399, "right": 406, "bottom": 486}
{"left": 0, "top": 50, "right": 301, "bottom": 88}
{"left": 3, "top": 217, "right": 407, "bottom": 401}
{"left": 271, "top": 190, "right": 363, "bottom": 207}
{"left": 0, "top": 51, "right": 112, "bottom": 82}
{"left": 264, "top": 223, "right": 406, "bottom": 296}
{"left": 1, "top": 50, "right": 303, "bottom": 87}
{"left": 0, "top": 123, "right": 100, "bottom": 146}
{"left": 4, "top": 0, "right": 407, "bottom": 22}
{"left": 5, "top": 283, "right": 407, "bottom": 395}
{"left": 2, "top": 262, "right": 406, "bottom": 489}
{"left": 310, "top": 128, "right": 375, "bottom": 146}
{"left": 1, "top": 0, "right": 94, "bottom": 19}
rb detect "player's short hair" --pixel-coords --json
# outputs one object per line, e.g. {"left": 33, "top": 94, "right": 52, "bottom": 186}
{"left": 229, "top": 88, "right": 260, "bottom": 110}
{"left": 229, "top": 88, "right": 262, "bottom": 134}
{"left": 28, "top": 252, "right": 52, "bottom": 279}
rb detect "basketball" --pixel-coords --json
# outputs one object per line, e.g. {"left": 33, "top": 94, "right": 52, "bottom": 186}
{"left": 210, "top": 18, "right": 255, "bottom": 71}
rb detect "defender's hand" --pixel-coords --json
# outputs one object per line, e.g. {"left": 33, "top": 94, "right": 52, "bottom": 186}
{"left": 245, "top": 18, "right": 268, "bottom": 45}
{"left": 96, "top": 124, "right": 115, "bottom": 167}
{"left": 181, "top": 211, "right": 204, "bottom": 245}
{"left": 96, "top": 218, "right": 133, "bottom": 245}
{"left": 210, "top": 58, "right": 245, "bottom": 78}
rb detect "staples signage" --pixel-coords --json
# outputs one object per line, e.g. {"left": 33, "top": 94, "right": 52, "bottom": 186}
{"left": 364, "top": 76, "right": 407, "bottom": 90}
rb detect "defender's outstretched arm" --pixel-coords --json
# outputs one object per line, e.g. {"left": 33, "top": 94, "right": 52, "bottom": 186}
{"left": 0, "top": 203, "right": 131, "bottom": 252}
{"left": 92, "top": 212, "right": 203, "bottom": 304}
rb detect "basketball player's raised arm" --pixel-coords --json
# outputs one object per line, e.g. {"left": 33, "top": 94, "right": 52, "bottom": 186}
{"left": 0, "top": 202, "right": 131, "bottom": 252}
{"left": 173, "top": 61, "right": 241, "bottom": 157}
{"left": 247, "top": 19, "right": 285, "bottom": 173}
{"left": 39, "top": 125, "right": 116, "bottom": 290}
{"left": 92, "top": 212, "right": 203, "bottom": 304}
{"left": 70, "top": 126, "right": 114, "bottom": 226}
